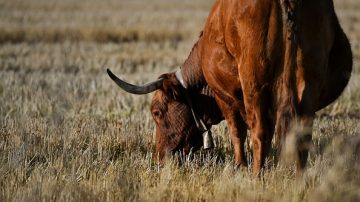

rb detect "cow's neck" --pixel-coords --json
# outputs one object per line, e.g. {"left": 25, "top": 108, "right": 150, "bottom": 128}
{"left": 181, "top": 40, "right": 206, "bottom": 90}
{"left": 178, "top": 38, "right": 224, "bottom": 127}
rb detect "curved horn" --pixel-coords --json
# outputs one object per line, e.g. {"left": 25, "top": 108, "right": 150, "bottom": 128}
{"left": 107, "top": 69, "right": 164, "bottom": 94}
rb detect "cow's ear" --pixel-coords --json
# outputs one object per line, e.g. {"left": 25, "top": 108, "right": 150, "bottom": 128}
{"left": 159, "top": 73, "right": 182, "bottom": 99}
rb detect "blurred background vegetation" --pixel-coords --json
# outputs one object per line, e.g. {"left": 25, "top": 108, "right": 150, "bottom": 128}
{"left": 0, "top": 0, "right": 359, "bottom": 201}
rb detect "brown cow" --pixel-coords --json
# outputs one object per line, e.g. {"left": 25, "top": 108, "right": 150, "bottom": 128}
{"left": 107, "top": 0, "right": 352, "bottom": 174}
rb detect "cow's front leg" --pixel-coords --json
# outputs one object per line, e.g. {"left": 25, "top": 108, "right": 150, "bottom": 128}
{"left": 229, "top": 115, "right": 248, "bottom": 167}
{"left": 237, "top": 57, "right": 275, "bottom": 174}
{"left": 230, "top": 116, "right": 248, "bottom": 168}
{"left": 242, "top": 88, "right": 275, "bottom": 175}
{"left": 215, "top": 97, "right": 248, "bottom": 167}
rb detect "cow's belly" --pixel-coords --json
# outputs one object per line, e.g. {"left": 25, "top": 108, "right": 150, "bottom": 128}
{"left": 294, "top": 0, "right": 338, "bottom": 112}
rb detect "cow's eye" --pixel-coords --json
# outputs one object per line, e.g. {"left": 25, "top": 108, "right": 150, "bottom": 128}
{"left": 152, "top": 110, "right": 162, "bottom": 118}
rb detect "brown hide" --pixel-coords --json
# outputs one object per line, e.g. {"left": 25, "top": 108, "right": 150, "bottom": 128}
{"left": 195, "top": 0, "right": 352, "bottom": 174}
{"left": 108, "top": 0, "right": 352, "bottom": 174}
{"left": 150, "top": 71, "right": 223, "bottom": 162}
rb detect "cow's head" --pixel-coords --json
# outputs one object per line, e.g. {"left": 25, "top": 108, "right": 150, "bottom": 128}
{"left": 107, "top": 69, "right": 205, "bottom": 162}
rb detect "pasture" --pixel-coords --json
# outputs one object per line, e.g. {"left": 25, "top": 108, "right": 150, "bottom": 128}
{"left": 0, "top": 0, "right": 359, "bottom": 201}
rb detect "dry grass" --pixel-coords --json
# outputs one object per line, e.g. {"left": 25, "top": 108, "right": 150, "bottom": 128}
{"left": 0, "top": 0, "right": 360, "bottom": 201}
{"left": 0, "top": 0, "right": 210, "bottom": 43}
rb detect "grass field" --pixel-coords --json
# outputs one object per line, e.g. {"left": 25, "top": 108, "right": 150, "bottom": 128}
{"left": 1, "top": 0, "right": 360, "bottom": 201}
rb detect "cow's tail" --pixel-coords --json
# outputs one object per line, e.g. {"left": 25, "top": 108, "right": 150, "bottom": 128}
{"left": 275, "top": 0, "right": 301, "bottom": 148}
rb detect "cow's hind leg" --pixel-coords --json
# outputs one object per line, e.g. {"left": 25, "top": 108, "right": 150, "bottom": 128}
{"left": 294, "top": 24, "right": 352, "bottom": 172}
{"left": 294, "top": 86, "right": 317, "bottom": 174}
{"left": 275, "top": 91, "right": 315, "bottom": 174}
{"left": 296, "top": 113, "right": 314, "bottom": 172}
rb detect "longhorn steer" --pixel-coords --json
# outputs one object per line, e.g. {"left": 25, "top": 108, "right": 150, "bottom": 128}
{"left": 107, "top": 0, "right": 352, "bottom": 174}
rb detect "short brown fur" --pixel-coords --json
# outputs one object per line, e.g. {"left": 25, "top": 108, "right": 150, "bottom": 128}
{"left": 136, "top": 0, "right": 352, "bottom": 174}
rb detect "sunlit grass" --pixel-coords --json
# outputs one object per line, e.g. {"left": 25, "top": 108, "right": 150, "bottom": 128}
{"left": 0, "top": 0, "right": 359, "bottom": 201}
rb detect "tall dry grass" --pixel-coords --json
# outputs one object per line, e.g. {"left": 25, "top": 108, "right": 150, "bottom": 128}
{"left": 0, "top": 0, "right": 359, "bottom": 201}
